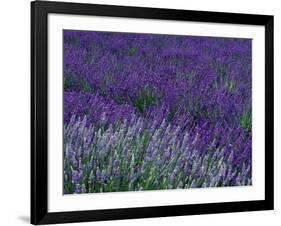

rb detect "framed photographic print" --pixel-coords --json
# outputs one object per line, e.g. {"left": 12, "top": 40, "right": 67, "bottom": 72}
{"left": 31, "top": 0, "right": 274, "bottom": 224}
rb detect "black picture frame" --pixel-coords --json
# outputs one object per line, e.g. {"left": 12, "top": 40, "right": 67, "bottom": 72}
{"left": 31, "top": 0, "right": 274, "bottom": 224}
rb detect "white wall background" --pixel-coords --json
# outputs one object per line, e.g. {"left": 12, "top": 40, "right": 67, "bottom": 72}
{"left": 0, "top": 0, "right": 279, "bottom": 225}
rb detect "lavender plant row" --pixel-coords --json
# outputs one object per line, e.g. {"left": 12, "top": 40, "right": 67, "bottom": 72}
{"left": 64, "top": 115, "right": 251, "bottom": 194}
{"left": 63, "top": 30, "right": 252, "bottom": 194}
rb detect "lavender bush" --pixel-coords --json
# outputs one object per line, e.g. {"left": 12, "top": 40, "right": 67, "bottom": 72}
{"left": 63, "top": 30, "right": 252, "bottom": 194}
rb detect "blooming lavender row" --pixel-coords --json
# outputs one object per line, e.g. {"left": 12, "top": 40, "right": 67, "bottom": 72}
{"left": 64, "top": 116, "right": 251, "bottom": 194}
{"left": 64, "top": 31, "right": 252, "bottom": 129}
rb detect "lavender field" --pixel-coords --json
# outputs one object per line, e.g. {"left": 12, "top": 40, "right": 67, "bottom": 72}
{"left": 63, "top": 30, "right": 252, "bottom": 194}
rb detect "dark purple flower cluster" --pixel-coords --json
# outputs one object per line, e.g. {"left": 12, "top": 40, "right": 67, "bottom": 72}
{"left": 63, "top": 30, "right": 252, "bottom": 194}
